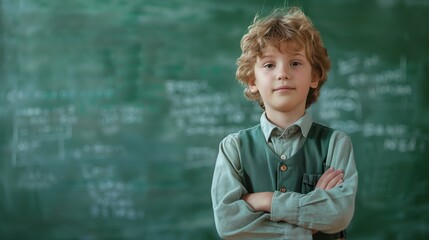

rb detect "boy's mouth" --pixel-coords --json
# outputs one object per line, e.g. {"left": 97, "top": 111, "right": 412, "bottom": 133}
{"left": 274, "top": 85, "right": 295, "bottom": 91}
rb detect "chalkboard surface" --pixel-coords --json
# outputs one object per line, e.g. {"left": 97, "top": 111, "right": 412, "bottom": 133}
{"left": 1, "top": 0, "right": 428, "bottom": 239}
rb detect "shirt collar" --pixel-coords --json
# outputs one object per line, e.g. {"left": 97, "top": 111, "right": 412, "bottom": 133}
{"left": 260, "top": 111, "right": 314, "bottom": 142}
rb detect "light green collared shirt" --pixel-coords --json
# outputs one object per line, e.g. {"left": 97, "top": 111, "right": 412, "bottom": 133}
{"left": 211, "top": 112, "right": 358, "bottom": 239}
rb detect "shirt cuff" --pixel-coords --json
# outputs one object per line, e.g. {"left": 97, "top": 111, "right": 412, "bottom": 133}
{"left": 270, "top": 191, "right": 301, "bottom": 224}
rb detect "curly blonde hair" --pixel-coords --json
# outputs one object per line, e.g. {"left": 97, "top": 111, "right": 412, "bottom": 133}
{"left": 236, "top": 7, "right": 330, "bottom": 109}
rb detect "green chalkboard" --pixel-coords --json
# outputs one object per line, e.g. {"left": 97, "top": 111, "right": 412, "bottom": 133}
{"left": 1, "top": 0, "right": 428, "bottom": 239}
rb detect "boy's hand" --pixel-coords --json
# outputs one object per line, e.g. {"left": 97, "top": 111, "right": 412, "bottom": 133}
{"left": 241, "top": 192, "right": 273, "bottom": 213}
{"left": 312, "top": 168, "right": 344, "bottom": 235}
{"left": 316, "top": 167, "right": 344, "bottom": 190}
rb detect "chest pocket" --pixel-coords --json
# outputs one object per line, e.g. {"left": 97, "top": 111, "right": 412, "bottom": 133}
{"left": 301, "top": 162, "right": 328, "bottom": 193}
{"left": 301, "top": 173, "right": 322, "bottom": 194}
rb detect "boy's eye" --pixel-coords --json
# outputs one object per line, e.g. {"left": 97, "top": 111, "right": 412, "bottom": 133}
{"left": 263, "top": 63, "right": 275, "bottom": 68}
{"left": 290, "top": 61, "right": 302, "bottom": 67}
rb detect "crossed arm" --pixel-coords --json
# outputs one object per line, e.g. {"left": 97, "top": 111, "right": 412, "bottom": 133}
{"left": 241, "top": 168, "right": 344, "bottom": 235}
{"left": 241, "top": 168, "right": 344, "bottom": 213}
{"left": 211, "top": 131, "right": 357, "bottom": 239}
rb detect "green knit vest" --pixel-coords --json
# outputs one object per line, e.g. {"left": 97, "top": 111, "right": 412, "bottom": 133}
{"left": 238, "top": 123, "right": 346, "bottom": 240}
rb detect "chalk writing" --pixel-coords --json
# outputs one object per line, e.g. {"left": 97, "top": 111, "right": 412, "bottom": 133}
{"left": 185, "top": 146, "right": 218, "bottom": 169}
{"left": 339, "top": 55, "right": 409, "bottom": 98}
{"left": 7, "top": 88, "right": 115, "bottom": 103}
{"left": 12, "top": 105, "right": 77, "bottom": 166}
{"left": 72, "top": 144, "right": 124, "bottom": 160}
{"left": 82, "top": 165, "right": 143, "bottom": 220}
{"left": 322, "top": 119, "right": 428, "bottom": 152}
{"left": 99, "top": 105, "right": 145, "bottom": 135}
{"left": 362, "top": 123, "right": 408, "bottom": 137}
{"left": 165, "top": 79, "right": 258, "bottom": 137}
{"left": 329, "top": 120, "right": 362, "bottom": 134}
{"left": 318, "top": 88, "right": 362, "bottom": 121}
{"left": 314, "top": 55, "right": 426, "bottom": 155}
{"left": 384, "top": 136, "right": 427, "bottom": 153}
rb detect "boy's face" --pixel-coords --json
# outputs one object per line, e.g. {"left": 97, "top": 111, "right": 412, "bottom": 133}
{"left": 250, "top": 41, "right": 318, "bottom": 118}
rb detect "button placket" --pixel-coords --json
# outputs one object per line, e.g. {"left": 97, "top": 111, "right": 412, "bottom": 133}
{"left": 278, "top": 156, "right": 288, "bottom": 193}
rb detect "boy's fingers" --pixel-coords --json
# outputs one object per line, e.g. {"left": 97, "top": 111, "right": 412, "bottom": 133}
{"left": 325, "top": 173, "right": 344, "bottom": 190}
{"left": 316, "top": 168, "right": 334, "bottom": 188}
{"left": 316, "top": 168, "right": 343, "bottom": 190}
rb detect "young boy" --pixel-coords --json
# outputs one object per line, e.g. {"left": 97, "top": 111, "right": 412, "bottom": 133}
{"left": 211, "top": 7, "right": 358, "bottom": 240}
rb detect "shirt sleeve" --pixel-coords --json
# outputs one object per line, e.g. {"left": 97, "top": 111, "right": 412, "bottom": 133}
{"left": 211, "top": 134, "right": 313, "bottom": 239}
{"left": 270, "top": 130, "right": 358, "bottom": 233}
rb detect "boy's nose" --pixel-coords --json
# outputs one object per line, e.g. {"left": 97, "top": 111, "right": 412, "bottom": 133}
{"left": 277, "top": 66, "right": 290, "bottom": 80}
{"left": 277, "top": 74, "right": 289, "bottom": 80}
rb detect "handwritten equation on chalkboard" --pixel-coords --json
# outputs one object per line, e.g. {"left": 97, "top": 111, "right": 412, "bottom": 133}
{"left": 165, "top": 79, "right": 260, "bottom": 137}
{"left": 7, "top": 87, "right": 146, "bottom": 220}
{"left": 164, "top": 79, "right": 260, "bottom": 168}
{"left": 317, "top": 54, "right": 427, "bottom": 154}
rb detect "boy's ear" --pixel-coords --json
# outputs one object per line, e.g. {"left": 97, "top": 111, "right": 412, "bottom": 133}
{"left": 310, "top": 73, "right": 320, "bottom": 89}
{"left": 248, "top": 80, "right": 258, "bottom": 93}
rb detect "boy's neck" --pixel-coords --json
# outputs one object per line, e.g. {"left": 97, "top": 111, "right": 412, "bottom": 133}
{"left": 265, "top": 108, "right": 306, "bottom": 129}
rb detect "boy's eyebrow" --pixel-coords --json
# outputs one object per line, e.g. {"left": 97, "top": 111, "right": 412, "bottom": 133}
{"left": 259, "top": 52, "right": 306, "bottom": 59}
{"left": 259, "top": 54, "right": 275, "bottom": 59}
{"left": 288, "top": 51, "right": 306, "bottom": 57}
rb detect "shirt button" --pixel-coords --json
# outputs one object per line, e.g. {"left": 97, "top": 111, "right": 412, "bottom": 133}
{"left": 280, "top": 187, "right": 287, "bottom": 193}
{"left": 280, "top": 155, "right": 287, "bottom": 160}
{"left": 280, "top": 164, "right": 288, "bottom": 172}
